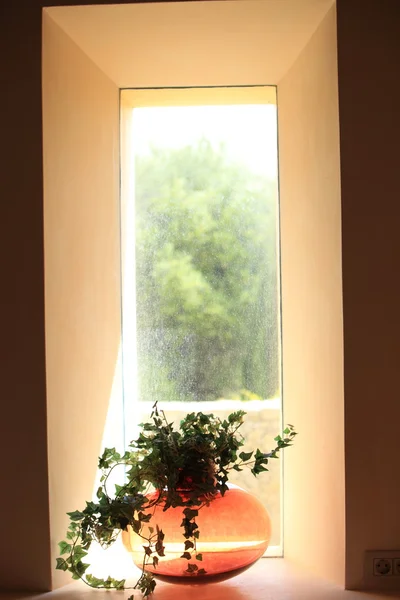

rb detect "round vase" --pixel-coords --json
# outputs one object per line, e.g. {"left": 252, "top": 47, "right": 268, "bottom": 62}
{"left": 122, "top": 483, "right": 271, "bottom": 583}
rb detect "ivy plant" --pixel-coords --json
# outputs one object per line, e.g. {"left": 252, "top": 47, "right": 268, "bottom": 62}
{"left": 57, "top": 403, "right": 297, "bottom": 596}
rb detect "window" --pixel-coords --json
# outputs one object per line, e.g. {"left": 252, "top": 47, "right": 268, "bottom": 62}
{"left": 120, "top": 86, "right": 283, "bottom": 554}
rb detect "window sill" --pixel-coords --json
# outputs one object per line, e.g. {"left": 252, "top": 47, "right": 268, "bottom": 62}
{"left": 1, "top": 559, "right": 398, "bottom": 600}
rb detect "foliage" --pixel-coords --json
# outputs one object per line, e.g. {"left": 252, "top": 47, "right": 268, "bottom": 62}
{"left": 135, "top": 140, "right": 280, "bottom": 402}
{"left": 57, "top": 403, "right": 297, "bottom": 597}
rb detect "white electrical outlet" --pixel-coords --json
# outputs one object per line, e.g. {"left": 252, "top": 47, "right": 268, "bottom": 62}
{"left": 374, "top": 558, "right": 392, "bottom": 576}
{"left": 365, "top": 550, "right": 400, "bottom": 590}
{"left": 393, "top": 558, "right": 400, "bottom": 576}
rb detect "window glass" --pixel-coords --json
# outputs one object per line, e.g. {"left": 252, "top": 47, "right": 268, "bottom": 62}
{"left": 121, "top": 91, "right": 282, "bottom": 551}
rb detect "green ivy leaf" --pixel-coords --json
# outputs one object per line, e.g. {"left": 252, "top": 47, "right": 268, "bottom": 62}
{"left": 72, "top": 546, "right": 88, "bottom": 563}
{"left": 239, "top": 451, "right": 253, "bottom": 461}
{"left": 112, "top": 578, "right": 126, "bottom": 590}
{"left": 257, "top": 465, "right": 269, "bottom": 472}
{"left": 58, "top": 541, "right": 71, "bottom": 555}
{"left": 74, "top": 561, "right": 89, "bottom": 576}
{"left": 139, "top": 512, "right": 152, "bottom": 522}
{"left": 86, "top": 574, "right": 108, "bottom": 587}
{"left": 155, "top": 541, "right": 165, "bottom": 557}
{"left": 195, "top": 553, "right": 203, "bottom": 561}
{"left": 55, "top": 558, "right": 68, "bottom": 571}
{"left": 185, "top": 563, "right": 198, "bottom": 573}
{"left": 180, "top": 552, "right": 192, "bottom": 560}
{"left": 84, "top": 501, "right": 97, "bottom": 513}
{"left": 67, "top": 510, "right": 84, "bottom": 521}
{"left": 183, "top": 508, "right": 198, "bottom": 520}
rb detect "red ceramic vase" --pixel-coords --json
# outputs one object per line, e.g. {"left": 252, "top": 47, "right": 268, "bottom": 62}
{"left": 122, "top": 484, "right": 271, "bottom": 583}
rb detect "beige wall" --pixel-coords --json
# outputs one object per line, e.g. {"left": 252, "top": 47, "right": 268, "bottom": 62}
{"left": 42, "top": 1, "right": 333, "bottom": 89}
{"left": 0, "top": 2, "right": 51, "bottom": 592}
{"left": 278, "top": 6, "right": 345, "bottom": 585}
{"left": 42, "top": 13, "right": 121, "bottom": 589}
{"left": 337, "top": 0, "right": 400, "bottom": 589}
{"left": 1, "top": 0, "right": 400, "bottom": 594}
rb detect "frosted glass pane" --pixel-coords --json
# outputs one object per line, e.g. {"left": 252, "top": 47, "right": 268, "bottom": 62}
{"left": 127, "top": 102, "right": 282, "bottom": 548}
{"left": 133, "top": 105, "right": 280, "bottom": 404}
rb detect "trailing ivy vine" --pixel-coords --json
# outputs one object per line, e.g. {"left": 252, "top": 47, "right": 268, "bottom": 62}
{"left": 57, "top": 403, "right": 296, "bottom": 596}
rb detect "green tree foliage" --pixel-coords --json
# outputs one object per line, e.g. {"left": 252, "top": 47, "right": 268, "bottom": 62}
{"left": 134, "top": 139, "right": 279, "bottom": 402}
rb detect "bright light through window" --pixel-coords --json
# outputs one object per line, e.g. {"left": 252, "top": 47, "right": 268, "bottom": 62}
{"left": 120, "top": 88, "right": 283, "bottom": 553}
